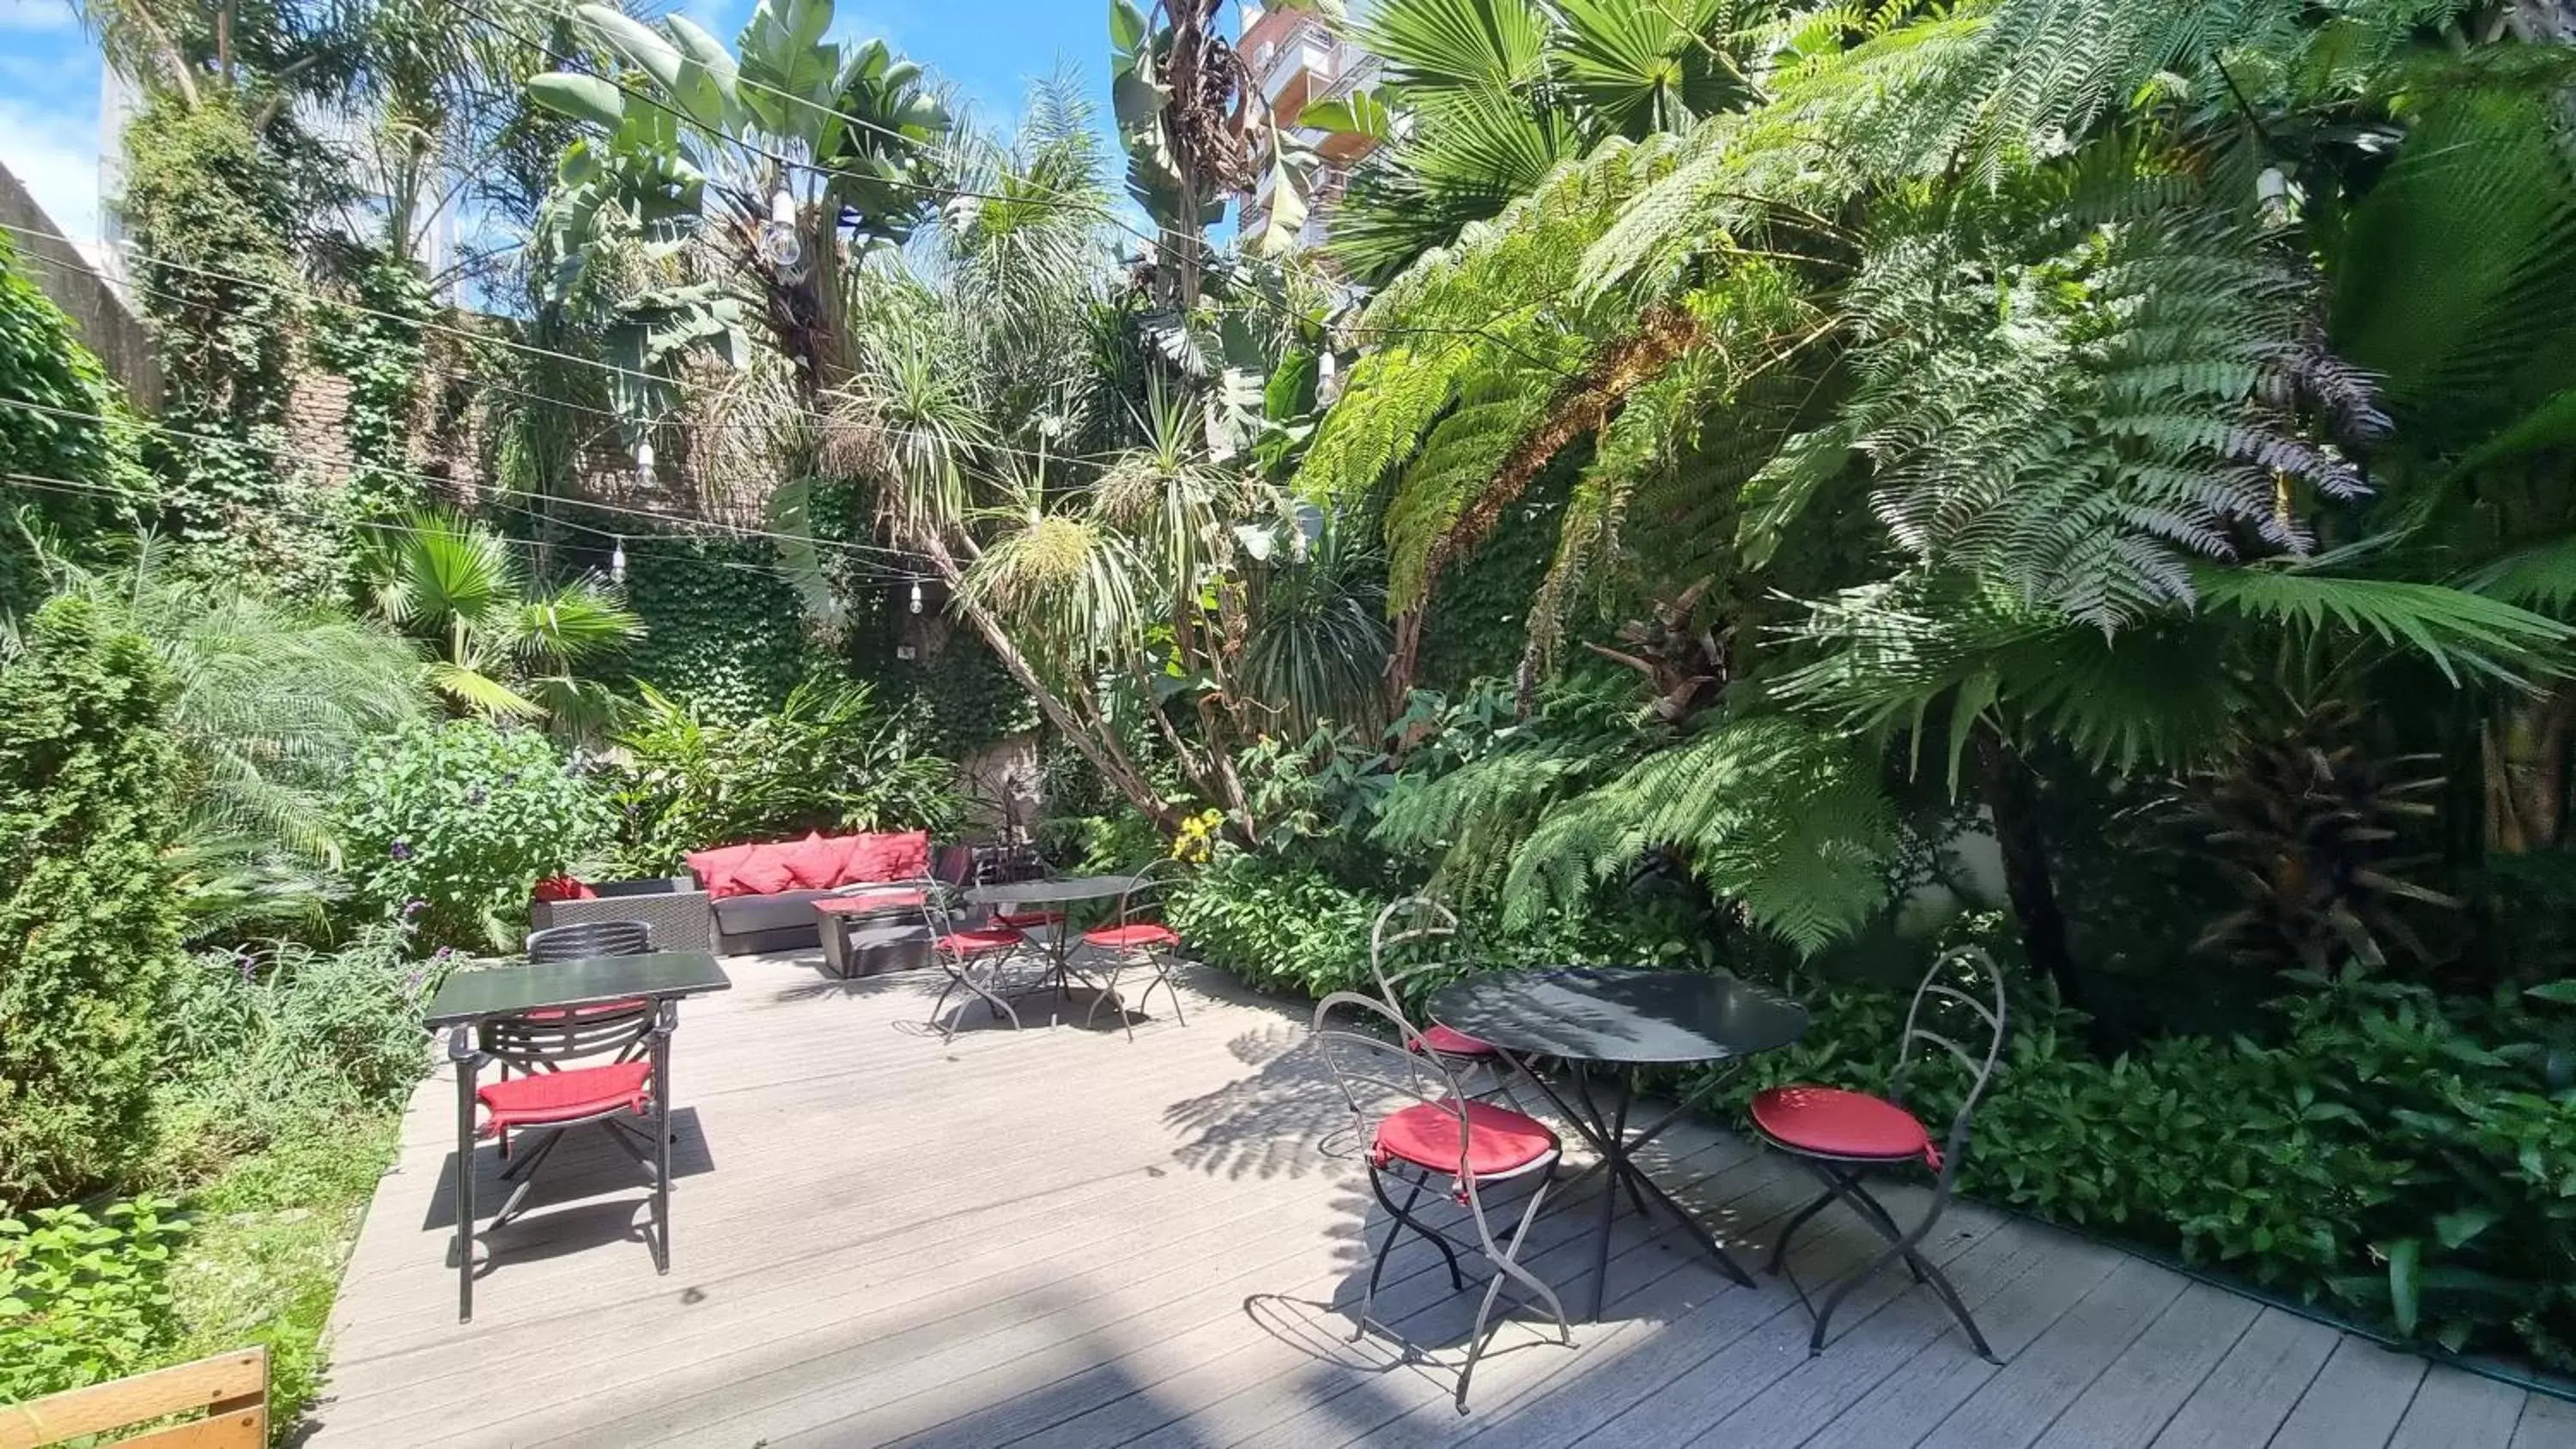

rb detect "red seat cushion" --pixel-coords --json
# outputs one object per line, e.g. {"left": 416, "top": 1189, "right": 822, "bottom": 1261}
{"left": 814, "top": 888, "right": 927, "bottom": 915}
{"left": 993, "top": 910, "right": 1065, "bottom": 930}
{"left": 1373, "top": 1100, "right": 1558, "bottom": 1180}
{"left": 783, "top": 833, "right": 859, "bottom": 891}
{"left": 477, "top": 1060, "right": 653, "bottom": 1135}
{"left": 1083, "top": 923, "right": 1179, "bottom": 949}
{"left": 532, "top": 875, "right": 596, "bottom": 903}
{"left": 937, "top": 928, "right": 1023, "bottom": 955}
{"left": 1752, "top": 1085, "right": 1937, "bottom": 1166}
{"left": 1409, "top": 1022, "right": 1501, "bottom": 1058}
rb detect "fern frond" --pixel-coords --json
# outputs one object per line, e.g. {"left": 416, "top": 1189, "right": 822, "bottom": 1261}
{"left": 1501, "top": 715, "right": 1896, "bottom": 954}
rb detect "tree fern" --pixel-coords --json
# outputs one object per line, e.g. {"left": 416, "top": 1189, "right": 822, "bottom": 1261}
{"left": 1502, "top": 714, "right": 1897, "bottom": 953}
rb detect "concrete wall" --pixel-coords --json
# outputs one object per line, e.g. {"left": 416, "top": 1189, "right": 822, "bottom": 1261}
{"left": 0, "top": 162, "right": 162, "bottom": 411}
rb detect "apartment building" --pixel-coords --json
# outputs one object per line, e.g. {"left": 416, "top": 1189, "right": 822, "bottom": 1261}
{"left": 1236, "top": 2, "right": 1383, "bottom": 251}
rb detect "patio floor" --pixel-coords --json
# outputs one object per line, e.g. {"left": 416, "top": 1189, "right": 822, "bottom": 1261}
{"left": 311, "top": 951, "right": 2573, "bottom": 1449}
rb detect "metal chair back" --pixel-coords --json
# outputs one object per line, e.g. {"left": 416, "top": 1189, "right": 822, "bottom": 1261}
{"left": 971, "top": 842, "right": 1053, "bottom": 887}
{"left": 479, "top": 996, "right": 658, "bottom": 1075}
{"left": 526, "top": 919, "right": 653, "bottom": 961}
{"left": 1366, "top": 894, "right": 1465, "bottom": 1015}
{"left": 1310, "top": 990, "right": 1478, "bottom": 1173}
{"left": 1107, "top": 858, "right": 1182, "bottom": 932}
{"left": 1890, "top": 946, "right": 2008, "bottom": 1175}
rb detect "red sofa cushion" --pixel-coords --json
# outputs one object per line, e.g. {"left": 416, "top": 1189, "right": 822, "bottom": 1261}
{"left": 732, "top": 844, "right": 800, "bottom": 898}
{"left": 532, "top": 875, "right": 597, "bottom": 903}
{"left": 782, "top": 832, "right": 857, "bottom": 890}
{"left": 840, "top": 830, "right": 930, "bottom": 886}
{"left": 683, "top": 842, "right": 765, "bottom": 900}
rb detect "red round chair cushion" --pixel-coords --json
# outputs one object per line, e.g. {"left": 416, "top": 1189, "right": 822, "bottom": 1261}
{"left": 1084, "top": 923, "right": 1179, "bottom": 949}
{"left": 1752, "top": 1084, "right": 1935, "bottom": 1163}
{"left": 1373, "top": 1100, "right": 1558, "bottom": 1180}
{"left": 477, "top": 1060, "right": 652, "bottom": 1135}
{"left": 937, "top": 928, "right": 1023, "bottom": 955}
{"left": 1408, "top": 1022, "right": 1501, "bottom": 1058}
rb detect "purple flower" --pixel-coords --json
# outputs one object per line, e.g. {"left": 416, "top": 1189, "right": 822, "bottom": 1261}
{"left": 401, "top": 898, "right": 427, "bottom": 919}
{"left": 389, "top": 839, "right": 413, "bottom": 861}
{"left": 467, "top": 787, "right": 487, "bottom": 807}
{"left": 234, "top": 952, "right": 258, "bottom": 983}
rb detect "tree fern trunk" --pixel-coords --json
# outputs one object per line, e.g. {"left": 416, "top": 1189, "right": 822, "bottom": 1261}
{"left": 1975, "top": 731, "right": 2084, "bottom": 1011}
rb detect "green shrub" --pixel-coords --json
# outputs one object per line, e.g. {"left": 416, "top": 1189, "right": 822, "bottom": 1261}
{"left": 0, "top": 1197, "right": 188, "bottom": 1402}
{"left": 600, "top": 681, "right": 965, "bottom": 876}
{"left": 339, "top": 718, "right": 608, "bottom": 950}
{"left": 151, "top": 921, "right": 445, "bottom": 1179}
{"left": 1167, "top": 848, "right": 1388, "bottom": 998}
{"left": 1692, "top": 967, "right": 2573, "bottom": 1367}
{"left": 0, "top": 597, "right": 185, "bottom": 1204}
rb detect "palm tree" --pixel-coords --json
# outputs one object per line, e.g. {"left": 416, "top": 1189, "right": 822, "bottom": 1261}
{"left": 32, "top": 533, "right": 431, "bottom": 934}
{"left": 361, "top": 510, "right": 642, "bottom": 734}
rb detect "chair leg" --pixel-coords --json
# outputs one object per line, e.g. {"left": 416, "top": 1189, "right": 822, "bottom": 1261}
{"left": 1766, "top": 1185, "right": 1838, "bottom": 1276}
{"left": 1456, "top": 1173, "right": 1569, "bottom": 1415}
{"left": 1793, "top": 1162, "right": 1993, "bottom": 1361}
{"left": 1365, "top": 1163, "right": 1465, "bottom": 1298}
{"left": 1357, "top": 1170, "right": 1443, "bottom": 1342}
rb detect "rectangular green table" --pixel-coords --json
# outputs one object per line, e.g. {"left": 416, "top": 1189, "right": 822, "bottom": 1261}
{"left": 425, "top": 950, "right": 732, "bottom": 1321}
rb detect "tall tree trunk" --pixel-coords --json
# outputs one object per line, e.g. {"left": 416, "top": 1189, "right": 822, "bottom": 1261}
{"left": 916, "top": 535, "right": 1180, "bottom": 830}
{"left": 1975, "top": 731, "right": 2083, "bottom": 1011}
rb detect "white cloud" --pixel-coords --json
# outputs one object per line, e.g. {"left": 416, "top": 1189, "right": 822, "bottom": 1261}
{"left": 0, "top": 0, "right": 76, "bottom": 32}
{"left": 0, "top": 93, "right": 106, "bottom": 269}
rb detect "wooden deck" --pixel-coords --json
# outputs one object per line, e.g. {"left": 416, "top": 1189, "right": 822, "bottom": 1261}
{"left": 312, "top": 952, "right": 2573, "bottom": 1449}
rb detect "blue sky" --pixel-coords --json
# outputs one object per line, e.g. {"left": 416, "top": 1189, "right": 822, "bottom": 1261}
{"left": 0, "top": 0, "right": 1141, "bottom": 270}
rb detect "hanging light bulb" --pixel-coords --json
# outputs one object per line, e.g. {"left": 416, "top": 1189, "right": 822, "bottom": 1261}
{"left": 762, "top": 188, "right": 805, "bottom": 275}
{"left": 635, "top": 437, "right": 655, "bottom": 485}
{"left": 908, "top": 579, "right": 924, "bottom": 615}
{"left": 609, "top": 537, "right": 628, "bottom": 585}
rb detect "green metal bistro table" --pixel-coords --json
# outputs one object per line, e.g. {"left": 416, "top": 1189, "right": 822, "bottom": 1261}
{"left": 423, "top": 950, "right": 732, "bottom": 1321}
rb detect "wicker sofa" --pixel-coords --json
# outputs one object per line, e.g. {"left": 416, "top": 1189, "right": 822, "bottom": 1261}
{"left": 683, "top": 832, "right": 971, "bottom": 958}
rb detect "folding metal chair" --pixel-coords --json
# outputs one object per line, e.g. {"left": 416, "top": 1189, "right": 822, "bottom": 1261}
{"left": 971, "top": 841, "right": 1065, "bottom": 935}
{"left": 1311, "top": 990, "right": 1571, "bottom": 1413}
{"left": 1751, "top": 945, "right": 2008, "bottom": 1360}
{"left": 922, "top": 885, "right": 1040, "bottom": 1040}
{"left": 1369, "top": 896, "right": 1526, "bottom": 1106}
{"left": 1075, "top": 859, "right": 1189, "bottom": 1040}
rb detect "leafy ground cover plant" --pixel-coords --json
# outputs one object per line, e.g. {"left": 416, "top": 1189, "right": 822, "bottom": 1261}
{"left": 0, "top": 1197, "right": 187, "bottom": 1403}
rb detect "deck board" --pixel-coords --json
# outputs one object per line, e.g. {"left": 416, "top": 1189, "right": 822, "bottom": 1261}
{"left": 308, "top": 951, "right": 2552, "bottom": 1447}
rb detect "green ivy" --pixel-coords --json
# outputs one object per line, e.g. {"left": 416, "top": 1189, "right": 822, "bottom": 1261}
{"left": 612, "top": 530, "right": 811, "bottom": 724}
{"left": 845, "top": 584, "right": 1038, "bottom": 755}
{"left": 0, "top": 232, "right": 152, "bottom": 621}
{"left": 0, "top": 597, "right": 186, "bottom": 1204}
{"left": 306, "top": 254, "right": 432, "bottom": 527}
{"left": 118, "top": 94, "right": 331, "bottom": 597}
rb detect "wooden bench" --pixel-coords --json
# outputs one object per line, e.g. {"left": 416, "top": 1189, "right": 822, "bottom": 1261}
{"left": 0, "top": 1348, "right": 267, "bottom": 1449}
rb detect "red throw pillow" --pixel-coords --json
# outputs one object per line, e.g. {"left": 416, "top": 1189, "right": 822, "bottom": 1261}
{"left": 782, "top": 832, "right": 856, "bottom": 891}
{"left": 532, "top": 875, "right": 597, "bottom": 903}
{"left": 839, "top": 830, "right": 931, "bottom": 886}
{"left": 683, "top": 842, "right": 763, "bottom": 900}
{"left": 732, "top": 843, "right": 800, "bottom": 898}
